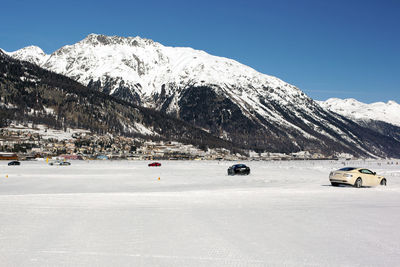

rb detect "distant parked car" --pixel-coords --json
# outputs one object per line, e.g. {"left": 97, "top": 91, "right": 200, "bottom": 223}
{"left": 148, "top": 162, "right": 161, "bottom": 167}
{"left": 228, "top": 164, "right": 250, "bottom": 175}
{"left": 49, "top": 161, "right": 71, "bottom": 166}
{"left": 329, "top": 167, "right": 386, "bottom": 188}
{"left": 8, "top": 161, "right": 20, "bottom": 166}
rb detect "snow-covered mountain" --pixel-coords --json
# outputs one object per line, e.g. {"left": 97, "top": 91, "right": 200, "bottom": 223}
{"left": 7, "top": 45, "right": 49, "bottom": 66}
{"left": 7, "top": 34, "right": 300, "bottom": 106}
{"left": 4, "top": 34, "right": 400, "bottom": 157}
{"left": 1, "top": 52, "right": 237, "bottom": 152}
{"left": 318, "top": 98, "right": 400, "bottom": 127}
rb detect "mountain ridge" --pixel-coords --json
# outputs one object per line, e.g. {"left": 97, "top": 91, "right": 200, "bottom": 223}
{"left": 6, "top": 34, "right": 301, "bottom": 102}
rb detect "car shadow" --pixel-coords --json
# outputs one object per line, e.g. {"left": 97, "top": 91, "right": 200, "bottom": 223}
{"left": 321, "top": 184, "right": 374, "bottom": 188}
{"left": 321, "top": 184, "right": 347, "bottom": 187}
{"left": 321, "top": 184, "right": 351, "bottom": 188}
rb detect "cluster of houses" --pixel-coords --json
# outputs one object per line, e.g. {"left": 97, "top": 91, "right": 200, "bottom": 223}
{"left": 0, "top": 124, "right": 354, "bottom": 161}
{"left": 0, "top": 127, "right": 240, "bottom": 161}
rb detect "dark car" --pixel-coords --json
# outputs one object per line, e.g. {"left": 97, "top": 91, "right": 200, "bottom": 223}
{"left": 148, "top": 162, "right": 161, "bottom": 167}
{"left": 228, "top": 164, "right": 250, "bottom": 175}
{"left": 8, "top": 161, "right": 20, "bottom": 166}
{"left": 49, "top": 161, "right": 71, "bottom": 166}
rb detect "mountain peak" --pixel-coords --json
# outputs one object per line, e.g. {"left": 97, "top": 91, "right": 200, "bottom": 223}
{"left": 7, "top": 45, "right": 48, "bottom": 65}
{"left": 387, "top": 100, "right": 399, "bottom": 105}
{"left": 80, "top": 33, "right": 156, "bottom": 48}
{"left": 10, "top": 45, "right": 46, "bottom": 55}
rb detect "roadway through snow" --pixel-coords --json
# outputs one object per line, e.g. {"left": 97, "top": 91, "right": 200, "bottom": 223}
{"left": 0, "top": 160, "right": 400, "bottom": 266}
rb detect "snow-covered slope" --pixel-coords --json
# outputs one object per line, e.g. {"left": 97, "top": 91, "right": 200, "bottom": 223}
{"left": 7, "top": 45, "right": 49, "bottom": 66}
{"left": 318, "top": 98, "right": 400, "bottom": 127}
{"left": 4, "top": 34, "right": 400, "bottom": 157}
{"left": 8, "top": 34, "right": 290, "bottom": 97}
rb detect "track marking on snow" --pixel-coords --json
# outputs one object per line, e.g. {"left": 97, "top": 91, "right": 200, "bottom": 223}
{"left": 1, "top": 249, "right": 268, "bottom": 264}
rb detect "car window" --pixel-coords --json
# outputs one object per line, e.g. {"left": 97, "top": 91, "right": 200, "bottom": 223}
{"left": 360, "top": 169, "right": 373, "bottom": 174}
{"left": 339, "top": 167, "right": 356, "bottom": 171}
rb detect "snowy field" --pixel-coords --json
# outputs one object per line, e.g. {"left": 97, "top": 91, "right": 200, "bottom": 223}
{"left": 1, "top": 160, "right": 400, "bottom": 266}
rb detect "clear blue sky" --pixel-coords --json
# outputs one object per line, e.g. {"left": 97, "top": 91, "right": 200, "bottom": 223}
{"left": 1, "top": 0, "right": 399, "bottom": 103}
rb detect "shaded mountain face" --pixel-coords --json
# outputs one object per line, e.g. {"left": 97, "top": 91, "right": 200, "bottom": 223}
{"left": 5, "top": 34, "right": 400, "bottom": 157}
{"left": 0, "top": 52, "right": 239, "bottom": 153}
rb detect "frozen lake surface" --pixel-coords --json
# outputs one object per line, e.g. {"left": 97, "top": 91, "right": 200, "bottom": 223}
{"left": 1, "top": 160, "right": 400, "bottom": 266}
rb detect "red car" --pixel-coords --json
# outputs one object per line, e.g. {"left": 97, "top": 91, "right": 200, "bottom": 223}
{"left": 148, "top": 162, "right": 161, "bottom": 167}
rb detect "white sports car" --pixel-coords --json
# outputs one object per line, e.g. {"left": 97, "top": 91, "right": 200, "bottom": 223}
{"left": 329, "top": 167, "right": 386, "bottom": 188}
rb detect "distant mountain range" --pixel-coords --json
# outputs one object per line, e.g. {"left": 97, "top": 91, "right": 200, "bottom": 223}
{"left": 318, "top": 98, "right": 400, "bottom": 127}
{"left": 2, "top": 34, "right": 400, "bottom": 157}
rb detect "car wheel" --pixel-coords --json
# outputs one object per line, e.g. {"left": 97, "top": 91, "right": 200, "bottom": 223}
{"left": 354, "top": 178, "right": 362, "bottom": 188}
{"left": 380, "top": 179, "right": 387, "bottom": 186}
{"left": 331, "top": 182, "right": 339, "bottom": 187}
